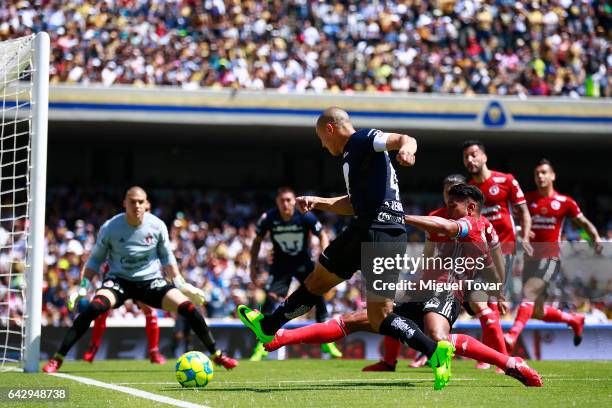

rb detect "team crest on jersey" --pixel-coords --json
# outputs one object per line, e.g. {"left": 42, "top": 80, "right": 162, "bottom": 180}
{"left": 145, "top": 234, "right": 154, "bottom": 244}
{"left": 489, "top": 185, "right": 500, "bottom": 196}
{"left": 551, "top": 200, "right": 561, "bottom": 210}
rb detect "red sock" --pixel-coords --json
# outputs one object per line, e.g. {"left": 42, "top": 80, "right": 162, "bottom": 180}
{"left": 541, "top": 305, "right": 576, "bottom": 326}
{"left": 90, "top": 311, "right": 109, "bottom": 349}
{"left": 145, "top": 312, "right": 160, "bottom": 352}
{"left": 450, "top": 334, "right": 516, "bottom": 370}
{"left": 509, "top": 301, "right": 535, "bottom": 337}
{"left": 274, "top": 317, "right": 347, "bottom": 348}
{"left": 477, "top": 305, "right": 507, "bottom": 355}
{"left": 382, "top": 336, "right": 401, "bottom": 365}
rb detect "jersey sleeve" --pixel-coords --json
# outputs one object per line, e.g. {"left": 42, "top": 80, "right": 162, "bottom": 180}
{"left": 358, "top": 128, "right": 385, "bottom": 153}
{"left": 255, "top": 212, "right": 270, "bottom": 237}
{"left": 157, "top": 221, "right": 177, "bottom": 266}
{"left": 304, "top": 212, "right": 323, "bottom": 237}
{"left": 507, "top": 174, "right": 526, "bottom": 206}
{"left": 566, "top": 197, "right": 583, "bottom": 219}
{"left": 454, "top": 218, "right": 472, "bottom": 239}
{"left": 84, "top": 221, "right": 111, "bottom": 272}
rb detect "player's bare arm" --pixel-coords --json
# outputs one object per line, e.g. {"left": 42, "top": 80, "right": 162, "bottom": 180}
{"left": 163, "top": 264, "right": 206, "bottom": 305}
{"left": 571, "top": 214, "right": 603, "bottom": 254}
{"left": 385, "top": 133, "right": 417, "bottom": 166}
{"left": 319, "top": 229, "right": 330, "bottom": 250}
{"left": 516, "top": 202, "right": 533, "bottom": 256}
{"left": 296, "top": 194, "right": 354, "bottom": 216}
{"left": 249, "top": 235, "right": 264, "bottom": 286}
{"left": 404, "top": 215, "right": 461, "bottom": 237}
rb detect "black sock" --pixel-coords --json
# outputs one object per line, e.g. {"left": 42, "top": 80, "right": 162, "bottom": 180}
{"left": 314, "top": 295, "right": 329, "bottom": 323}
{"left": 57, "top": 295, "right": 111, "bottom": 357}
{"left": 378, "top": 313, "right": 438, "bottom": 358}
{"left": 260, "top": 285, "right": 319, "bottom": 335}
{"left": 178, "top": 301, "right": 217, "bottom": 355}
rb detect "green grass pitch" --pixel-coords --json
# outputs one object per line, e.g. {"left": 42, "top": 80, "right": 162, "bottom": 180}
{"left": 1, "top": 359, "right": 610, "bottom": 407}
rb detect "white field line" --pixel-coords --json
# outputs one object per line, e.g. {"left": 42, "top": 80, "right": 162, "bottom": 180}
{"left": 114, "top": 377, "right": 612, "bottom": 386}
{"left": 117, "top": 377, "right": 480, "bottom": 385}
{"left": 51, "top": 372, "right": 210, "bottom": 408}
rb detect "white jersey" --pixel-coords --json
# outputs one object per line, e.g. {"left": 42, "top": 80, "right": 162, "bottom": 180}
{"left": 85, "top": 212, "right": 176, "bottom": 281}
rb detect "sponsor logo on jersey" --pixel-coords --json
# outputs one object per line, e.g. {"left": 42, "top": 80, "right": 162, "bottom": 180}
{"left": 493, "top": 177, "right": 506, "bottom": 183}
{"left": 551, "top": 200, "right": 561, "bottom": 210}
{"left": 489, "top": 185, "right": 500, "bottom": 196}
{"left": 540, "top": 207, "right": 548, "bottom": 215}
{"left": 150, "top": 279, "right": 167, "bottom": 289}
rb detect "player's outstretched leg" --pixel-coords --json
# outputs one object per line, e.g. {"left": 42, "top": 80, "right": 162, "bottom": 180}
{"left": 239, "top": 264, "right": 343, "bottom": 343}
{"left": 84, "top": 310, "right": 109, "bottom": 363}
{"left": 313, "top": 294, "right": 343, "bottom": 358}
{"left": 176, "top": 300, "right": 237, "bottom": 369}
{"left": 162, "top": 288, "right": 237, "bottom": 369}
{"left": 450, "top": 334, "right": 542, "bottom": 386}
{"left": 43, "top": 294, "right": 113, "bottom": 373}
{"left": 265, "top": 316, "right": 347, "bottom": 352}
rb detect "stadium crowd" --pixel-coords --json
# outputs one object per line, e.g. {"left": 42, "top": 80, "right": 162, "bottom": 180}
{"left": 1, "top": 0, "right": 610, "bottom": 97}
{"left": 0, "top": 187, "right": 610, "bottom": 329}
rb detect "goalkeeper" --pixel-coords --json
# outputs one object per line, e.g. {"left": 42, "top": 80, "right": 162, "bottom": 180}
{"left": 44, "top": 186, "right": 237, "bottom": 372}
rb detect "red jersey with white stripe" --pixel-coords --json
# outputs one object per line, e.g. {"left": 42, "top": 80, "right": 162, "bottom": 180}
{"left": 469, "top": 170, "right": 526, "bottom": 255}
{"left": 526, "top": 190, "right": 582, "bottom": 259}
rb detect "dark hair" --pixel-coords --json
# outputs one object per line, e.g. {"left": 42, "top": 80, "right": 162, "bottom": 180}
{"left": 448, "top": 183, "right": 484, "bottom": 210}
{"left": 443, "top": 174, "right": 466, "bottom": 186}
{"left": 462, "top": 140, "right": 486, "bottom": 153}
{"left": 277, "top": 186, "right": 295, "bottom": 196}
{"left": 536, "top": 158, "right": 554, "bottom": 171}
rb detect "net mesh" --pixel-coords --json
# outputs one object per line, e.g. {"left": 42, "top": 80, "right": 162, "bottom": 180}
{"left": 0, "top": 34, "right": 35, "bottom": 372}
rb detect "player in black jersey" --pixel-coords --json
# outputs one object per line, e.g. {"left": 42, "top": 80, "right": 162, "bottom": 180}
{"left": 239, "top": 107, "right": 455, "bottom": 390}
{"left": 249, "top": 187, "right": 341, "bottom": 360}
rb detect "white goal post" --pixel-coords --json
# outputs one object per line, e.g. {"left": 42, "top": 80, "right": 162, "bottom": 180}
{"left": 0, "top": 32, "right": 49, "bottom": 373}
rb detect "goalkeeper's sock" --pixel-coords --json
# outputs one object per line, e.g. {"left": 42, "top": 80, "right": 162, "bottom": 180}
{"left": 89, "top": 311, "right": 109, "bottom": 349}
{"left": 378, "top": 313, "right": 437, "bottom": 358}
{"left": 178, "top": 301, "right": 217, "bottom": 355}
{"left": 508, "top": 301, "right": 535, "bottom": 338}
{"left": 145, "top": 311, "right": 160, "bottom": 352}
{"left": 477, "top": 305, "right": 507, "bottom": 355}
{"left": 58, "top": 295, "right": 111, "bottom": 356}
{"left": 450, "top": 334, "right": 515, "bottom": 370}
{"left": 541, "top": 305, "right": 576, "bottom": 326}
{"left": 383, "top": 336, "right": 401, "bottom": 366}
{"left": 260, "top": 285, "right": 319, "bottom": 335}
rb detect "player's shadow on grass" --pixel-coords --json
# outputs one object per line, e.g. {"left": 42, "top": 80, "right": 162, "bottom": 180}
{"left": 162, "top": 381, "right": 417, "bottom": 393}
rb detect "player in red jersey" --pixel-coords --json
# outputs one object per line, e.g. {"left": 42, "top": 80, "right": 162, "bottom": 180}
{"left": 264, "top": 184, "right": 542, "bottom": 387}
{"left": 362, "top": 174, "right": 508, "bottom": 372}
{"left": 69, "top": 263, "right": 165, "bottom": 364}
{"left": 463, "top": 140, "right": 531, "bottom": 368}
{"left": 504, "top": 159, "right": 602, "bottom": 351}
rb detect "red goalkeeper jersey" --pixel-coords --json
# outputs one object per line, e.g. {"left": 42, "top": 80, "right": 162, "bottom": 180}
{"left": 469, "top": 170, "right": 526, "bottom": 255}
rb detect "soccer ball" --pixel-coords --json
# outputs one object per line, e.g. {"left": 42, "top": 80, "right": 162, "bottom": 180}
{"left": 175, "top": 351, "right": 214, "bottom": 387}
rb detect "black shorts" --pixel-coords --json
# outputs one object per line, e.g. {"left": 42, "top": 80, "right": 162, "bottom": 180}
{"left": 266, "top": 259, "right": 314, "bottom": 298}
{"left": 99, "top": 276, "right": 174, "bottom": 309}
{"left": 319, "top": 224, "right": 406, "bottom": 298}
{"left": 522, "top": 258, "right": 561, "bottom": 284}
{"left": 393, "top": 291, "right": 461, "bottom": 331}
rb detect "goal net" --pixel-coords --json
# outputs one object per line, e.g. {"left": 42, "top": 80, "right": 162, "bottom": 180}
{"left": 0, "top": 33, "right": 49, "bottom": 372}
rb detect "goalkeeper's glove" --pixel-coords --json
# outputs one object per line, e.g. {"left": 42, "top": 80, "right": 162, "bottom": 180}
{"left": 173, "top": 276, "right": 206, "bottom": 305}
{"left": 67, "top": 278, "right": 89, "bottom": 311}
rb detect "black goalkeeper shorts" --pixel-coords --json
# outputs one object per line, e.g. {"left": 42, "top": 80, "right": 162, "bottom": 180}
{"left": 98, "top": 276, "right": 175, "bottom": 309}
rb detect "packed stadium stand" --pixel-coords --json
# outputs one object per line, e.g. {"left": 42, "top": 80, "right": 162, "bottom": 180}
{"left": 1, "top": 0, "right": 609, "bottom": 96}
